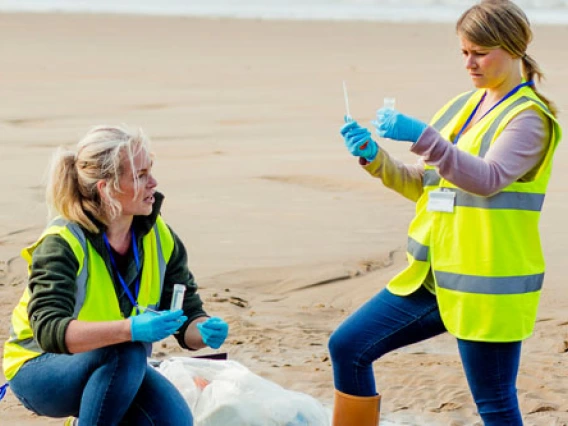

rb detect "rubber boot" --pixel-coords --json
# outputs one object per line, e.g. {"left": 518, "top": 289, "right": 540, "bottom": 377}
{"left": 332, "top": 389, "right": 381, "bottom": 426}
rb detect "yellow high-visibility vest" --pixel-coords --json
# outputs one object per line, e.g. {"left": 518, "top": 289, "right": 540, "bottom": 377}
{"left": 388, "top": 86, "right": 562, "bottom": 342}
{"left": 2, "top": 216, "right": 174, "bottom": 380}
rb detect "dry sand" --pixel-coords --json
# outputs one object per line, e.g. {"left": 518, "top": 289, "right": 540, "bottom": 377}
{"left": 0, "top": 12, "right": 567, "bottom": 425}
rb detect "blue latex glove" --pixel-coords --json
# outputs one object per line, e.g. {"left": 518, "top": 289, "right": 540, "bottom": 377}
{"left": 340, "top": 116, "right": 379, "bottom": 162}
{"left": 130, "top": 309, "right": 187, "bottom": 343}
{"left": 197, "top": 317, "right": 229, "bottom": 349}
{"left": 373, "top": 108, "right": 428, "bottom": 143}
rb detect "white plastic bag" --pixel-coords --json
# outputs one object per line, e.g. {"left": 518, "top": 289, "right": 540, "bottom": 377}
{"left": 158, "top": 357, "right": 331, "bottom": 426}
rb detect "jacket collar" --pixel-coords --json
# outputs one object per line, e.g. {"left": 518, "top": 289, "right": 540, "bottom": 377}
{"left": 84, "top": 191, "right": 165, "bottom": 255}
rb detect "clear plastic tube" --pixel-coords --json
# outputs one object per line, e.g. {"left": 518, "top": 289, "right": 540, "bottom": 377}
{"left": 373, "top": 97, "right": 396, "bottom": 141}
{"left": 170, "top": 284, "right": 186, "bottom": 311}
{"left": 383, "top": 97, "right": 396, "bottom": 111}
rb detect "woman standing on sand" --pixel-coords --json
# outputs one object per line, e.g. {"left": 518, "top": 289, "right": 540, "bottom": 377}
{"left": 330, "top": 1, "right": 562, "bottom": 425}
{"left": 3, "top": 125, "right": 229, "bottom": 425}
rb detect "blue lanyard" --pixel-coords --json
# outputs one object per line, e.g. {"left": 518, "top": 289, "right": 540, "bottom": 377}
{"left": 453, "top": 81, "right": 533, "bottom": 145}
{"left": 103, "top": 228, "right": 141, "bottom": 314}
{"left": 0, "top": 382, "right": 8, "bottom": 401}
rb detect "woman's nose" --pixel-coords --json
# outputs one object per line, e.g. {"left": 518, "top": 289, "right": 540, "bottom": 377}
{"left": 465, "top": 55, "right": 476, "bottom": 69}
{"left": 148, "top": 174, "right": 158, "bottom": 188}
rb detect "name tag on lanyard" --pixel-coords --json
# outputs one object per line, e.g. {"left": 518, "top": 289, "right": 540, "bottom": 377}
{"left": 427, "top": 189, "right": 456, "bottom": 213}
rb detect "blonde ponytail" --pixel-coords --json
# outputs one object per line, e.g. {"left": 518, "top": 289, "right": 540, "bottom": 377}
{"left": 45, "top": 125, "right": 152, "bottom": 233}
{"left": 522, "top": 54, "right": 557, "bottom": 116}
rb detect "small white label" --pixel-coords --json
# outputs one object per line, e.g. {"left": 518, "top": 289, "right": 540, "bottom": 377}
{"left": 427, "top": 190, "right": 456, "bottom": 213}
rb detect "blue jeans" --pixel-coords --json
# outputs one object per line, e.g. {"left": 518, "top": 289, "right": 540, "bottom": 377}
{"left": 328, "top": 287, "right": 523, "bottom": 425}
{"left": 9, "top": 342, "right": 193, "bottom": 426}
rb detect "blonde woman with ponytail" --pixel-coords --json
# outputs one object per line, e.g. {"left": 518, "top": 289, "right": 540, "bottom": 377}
{"left": 3, "top": 125, "right": 229, "bottom": 425}
{"left": 334, "top": 1, "right": 562, "bottom": 425}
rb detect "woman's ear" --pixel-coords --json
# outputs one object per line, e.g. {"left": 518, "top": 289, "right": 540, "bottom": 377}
{"left": 96, "top": 179, "right": 108, "bottom": 202}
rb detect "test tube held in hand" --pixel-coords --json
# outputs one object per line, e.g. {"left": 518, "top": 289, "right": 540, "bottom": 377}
{"left": 170, "top": 284, "right": 186, "bottom": 311}
{"left": 361, "top": 97, "right": 396, "bottom": 150}
{"left": 376, "top": 97, "right": 396, "bottom": 135}
{"left": 383, "top": 97, "right": 396, "bottom": 111}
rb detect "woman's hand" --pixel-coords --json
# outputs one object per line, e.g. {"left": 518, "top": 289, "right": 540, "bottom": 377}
{"left": 197, "top": 317, "right": 229, "bottom": 349}
{"left": 183, "top": 316, "right": 229, "bottom": 350}
{"left": 340, "top": 117, "right": 379, "bottom": 162}
{"left": 130, "top": 309, "right": 187, "bottom": 343}
{"left": 373, "top": 108, "right": 428, "bottom": 143}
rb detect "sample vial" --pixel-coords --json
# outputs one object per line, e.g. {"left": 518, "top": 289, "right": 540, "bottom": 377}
{"left": 170, "top": 284, "right": 186, "bottom": 311}
{"left": 383, "top": 97, "right": 396, "bottom": 111}
{"left": 374, "top": 97, "right": 396, "bottom": 139}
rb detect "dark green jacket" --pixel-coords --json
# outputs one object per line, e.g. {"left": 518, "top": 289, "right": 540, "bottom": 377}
{"left": 27, "top": 192, "right": 207, "bottom": 354}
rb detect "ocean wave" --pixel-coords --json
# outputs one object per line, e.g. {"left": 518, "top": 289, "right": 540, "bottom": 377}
{"left": 0, "top": 0, "right": 567, "bottom": 24}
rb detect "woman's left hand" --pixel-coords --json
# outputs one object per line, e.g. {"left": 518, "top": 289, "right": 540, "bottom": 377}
{"left": 373, "top": 108, "right": 428, "bottom": 143}
{"left": 197, "top": 317, "right": 229, "bottom": 349}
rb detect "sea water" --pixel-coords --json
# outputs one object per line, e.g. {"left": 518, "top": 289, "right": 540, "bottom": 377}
{"left": 0, "top": 0, "right": 567, "bottom": 24}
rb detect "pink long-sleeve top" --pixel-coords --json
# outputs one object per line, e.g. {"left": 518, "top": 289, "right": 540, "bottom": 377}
{"left": 362, "top": 108, "right": 551, "bottom": 201}
{"left": 361, "top": 107, "right": 551, "bottom": 292}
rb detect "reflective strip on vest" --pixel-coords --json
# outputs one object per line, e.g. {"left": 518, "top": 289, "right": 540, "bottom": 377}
{"left": 436, "top": 271, "right": 544, "bottom": 295}
{"left": 423, "top": 169, "right": 440, "bottom": 187}
{"left": 422, "top": 172, "right": 545, "bottom": 211}
{"left": 408, "top": 237, "right": 429, "bottom": 262}
{"left": 6, "top": 333, "right": 36, "bottom": 351}
{"left": 431, "top": 91, "right": 476, "bottom": 132}
{"left": 478, "top": 96, "right": 549, "bottom": 158}
{"left": 154, "top": 223, "right": 167, "bottom": 305}
{"left": 454, "top": 189, "right": 544, "bottom": 211}
{"left": 50, "top": 218, "right": 89, "bottom": 317}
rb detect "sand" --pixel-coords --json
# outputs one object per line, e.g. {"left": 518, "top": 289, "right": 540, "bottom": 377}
{"left": 0, "top": 11, "right": 567, "bottom": 425}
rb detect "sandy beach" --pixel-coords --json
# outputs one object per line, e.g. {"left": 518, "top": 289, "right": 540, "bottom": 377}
{"left": 0, "top": 11, "right": 567, "bottom": 425}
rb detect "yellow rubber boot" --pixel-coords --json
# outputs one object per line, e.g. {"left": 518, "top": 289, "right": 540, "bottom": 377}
{"left": 332, "top": 389, "right": 381, "bottom": 426}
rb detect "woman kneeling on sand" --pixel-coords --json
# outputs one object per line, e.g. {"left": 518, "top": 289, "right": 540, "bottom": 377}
{"left": 3, "top": 125, "right": 229, "bottom": 425}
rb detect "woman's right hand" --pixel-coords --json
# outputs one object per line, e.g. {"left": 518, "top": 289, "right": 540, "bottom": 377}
{"left": 340, "top": 117, "right": 379, "bottom": 162}
{"left": 130, "top": 309, "right": 187, "bottom": 343}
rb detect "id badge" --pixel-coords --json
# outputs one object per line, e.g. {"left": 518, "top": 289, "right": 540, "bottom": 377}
{"left": 427, "top": 189, "right": 455, "bottom": 213}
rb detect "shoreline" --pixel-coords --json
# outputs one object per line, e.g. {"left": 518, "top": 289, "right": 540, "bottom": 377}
{"left": 1, "top": 8, "right": 568, "bottom": 26}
